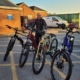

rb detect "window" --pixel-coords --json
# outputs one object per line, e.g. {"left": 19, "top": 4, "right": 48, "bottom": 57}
{"left": 24, "top": 19, "right": 28, "bottom": 23}
{"left": 56, "top": 17, "right": 62, "bottom": 20}
{"left": 28, "top": 15, "right": 32, "bottom": 19}
{"left": 7, "top": 14, "right": 13, "bottom": 20}
{"left": 52, "top": 17, "right": 58, "bottom": 21}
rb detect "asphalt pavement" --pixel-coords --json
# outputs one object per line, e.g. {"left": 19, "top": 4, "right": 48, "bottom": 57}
{"left": 0, "top": 31, "right": 80, "bottom": 80}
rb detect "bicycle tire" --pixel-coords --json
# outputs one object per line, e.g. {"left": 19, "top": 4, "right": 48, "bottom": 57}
{"left": 32, "top": 47, "right": 46, "bottom": 74}
{"left": 50, "top": 38, "right": 58, "bottom": 58}
{"left": 4, "top": 38, "right": 15, "bottom": 61}
{"left": 19, "top": 44, "right": 29, "bottom": 67}
{"left": 51, "top": 50, "right": 72, "bottom": 80}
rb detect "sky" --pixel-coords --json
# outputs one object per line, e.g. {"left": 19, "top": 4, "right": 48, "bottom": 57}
{"left": 11, "top": 0, "right": 80, "bottom": 14}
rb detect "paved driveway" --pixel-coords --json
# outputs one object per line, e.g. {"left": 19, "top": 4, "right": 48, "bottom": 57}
{"left": 0, "top": 32, "right": 80, "bottom": 80}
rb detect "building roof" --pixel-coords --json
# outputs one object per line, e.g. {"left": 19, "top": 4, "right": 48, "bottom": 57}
{"left": 16, "top": 2, "right": 24, "bottom": 6}
{"left": 0, "top": 0, "right": 17, "bottom": 7}
{"left": 30, "top": 6, "right": 46, "bottom": 11}
{"left": 16, "top": 2, "right": 35, "bottom": 13}
{"left": 0, "top": 0, "right": 21, "bottom": 10}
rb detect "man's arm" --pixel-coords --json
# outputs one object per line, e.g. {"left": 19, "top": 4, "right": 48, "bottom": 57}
{"left": 43, "top": 19, "right": 47, "bottom": 30}
{"left": 32, "top": 19, "right": 36, "bottom": 29}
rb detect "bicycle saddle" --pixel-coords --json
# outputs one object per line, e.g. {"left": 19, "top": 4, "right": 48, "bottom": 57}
{"left": 49, "top": 33, "right": 56, "bottom": 37}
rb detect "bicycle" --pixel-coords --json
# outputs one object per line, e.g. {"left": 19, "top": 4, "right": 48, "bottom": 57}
{"left": 19, "top": 29, "right": 35, "bottom": 67}
{"left": 19, "top": 28, "right": 58, "bottom": 67}
{"left": 4, "top": 25, "right": 27, "bottom": 61}
{"left": 32, "top": 29, "right": 58, "bottom": 74}
{"left": 50, "top": 23, "right": 80, "bottom": 80}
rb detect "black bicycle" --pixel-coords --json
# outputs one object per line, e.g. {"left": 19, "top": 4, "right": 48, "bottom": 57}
{"left": 19, "top": 29, "right": 35, "bottom": 67}
{"left": 4, "top": 25, "right": 27, "bottom": 61}
{"left": 51, "top": 23, "right": 80, "bottom": 80}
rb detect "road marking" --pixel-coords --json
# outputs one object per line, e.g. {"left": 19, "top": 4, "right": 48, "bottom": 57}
{"left": 13, "top": 52, "right": 34, "bottom": 54}
{"left": 10, "top": 51, "right": 18, "bottom": 80}
{"left": 12, "top": 52, "right": 21, "bottom": 54}
{"left": 0, "top": 64, "right": 11, "bottom": 66}
{"left": 72, "top": 61, "right": 80, "bottom": 63}
{"left": 73, "top": 50, "right": 80, "bottom": 52}
{"left": 15, "top": 62, "right": 49, "bottom": 66}
{"left": 0, "top": 62, "right": 49, "bottom": 67}
{"left": 46, "top": 59, "right": 66, "bottom": 79}
{"left": 0, "top": 45, "right": 21, "bottom": 47}
{"left": 58, "top": 39, "right": 80, "bottom": 42}
{"left": 58, "top": 47, "right": 80, "bottom": 52}
{"left": 0, "top": 52, "right": 5, "bottom": 54}
{"left": 53, "top": 66, "right": 66, "bottom": 79}
{"left": 0, "top": 61, "right": 79, "bottom": 67}
{"left": 0, "top": 41, "right": 9, "bottom": 42}
{"left": 72, "top": 53, "right": 80, "bottom": 59}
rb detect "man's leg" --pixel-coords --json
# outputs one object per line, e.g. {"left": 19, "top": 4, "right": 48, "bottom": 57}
{"left": 35, "top": 33, "right": 42, "bottom": 60}
{"left": 35, "top": 33, "right": 40, "bottom": 46}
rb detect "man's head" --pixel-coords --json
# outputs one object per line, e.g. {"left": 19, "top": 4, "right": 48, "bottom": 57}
{"left": 37, "top": 13, "right": 42, "bottom": 19}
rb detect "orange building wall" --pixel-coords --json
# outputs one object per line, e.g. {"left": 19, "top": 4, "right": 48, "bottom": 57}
{"left": 18, "top": 4, "right": 35, "bottom": 19}
{"left": 0, "top": 4, "right": 47, "bottom": 35}
{"left": 0, "top": 9, "right": 21, "bottom": 35}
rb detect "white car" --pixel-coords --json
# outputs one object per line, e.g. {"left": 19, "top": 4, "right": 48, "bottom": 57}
{"left": 43, "top": 16, "right": 69, "bottom": 27}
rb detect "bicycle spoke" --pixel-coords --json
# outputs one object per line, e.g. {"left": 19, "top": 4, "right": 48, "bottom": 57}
{"left": 51, "top": 51, "right": 71, "bottom": 80}
{"left": 34, "top": 52, "right": 43, "bottom": 70}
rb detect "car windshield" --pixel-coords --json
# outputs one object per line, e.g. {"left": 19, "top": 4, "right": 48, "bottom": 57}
{"left": 56, "top": 17, "right": 62, "bottom": 20}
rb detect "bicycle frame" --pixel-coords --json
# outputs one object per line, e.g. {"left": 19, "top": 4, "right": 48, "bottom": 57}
{"left": 7, "top": 25, "right": 29, "bottom": 51}
{"left": 36, "top": 33, "right": 55, "bottom": 56}
{"left": 61, "top": 31, "right": 75, "bottom": 56}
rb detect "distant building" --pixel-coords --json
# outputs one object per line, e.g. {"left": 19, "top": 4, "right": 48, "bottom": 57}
{"left": 16, "top": 3, "right": 48, "bottom": 27}
{"left": 16, "top": 2, "right": 35, "bottom": 19}
{"left": 0, "top": 0, "right": 21, "bottom": 34}
{"left": 16, "top": 2, "right": 35, "bottom": 27}
{"left": 30, "top": 6, "right": 48, "bottom": 18}
{"left": 0, "top": 1, "right": 48, "bottom": 34}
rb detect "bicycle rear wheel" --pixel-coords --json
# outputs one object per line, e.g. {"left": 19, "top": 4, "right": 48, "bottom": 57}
{"left": 4, "top": 38, "right": 15, "bottom": 61}
{"left": 32, "top": 46, "right": 46, "bottom": 74}
{"left": 51, "top": 50, "right": 72, "bottom": 80}
{"left": 50, "top": 38, "right": 58, "bottom": 58}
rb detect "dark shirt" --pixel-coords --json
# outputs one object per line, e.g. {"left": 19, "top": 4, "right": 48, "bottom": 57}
{"left": 32, "top": 18, "right": 47, "bottom": 31}
{"left": 37, "top": 19, "right": 40, "bottom": 29}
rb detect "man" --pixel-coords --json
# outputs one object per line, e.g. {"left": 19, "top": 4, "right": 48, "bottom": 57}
{"left": 32, "top": 13, "right": 47, "bottom": 46}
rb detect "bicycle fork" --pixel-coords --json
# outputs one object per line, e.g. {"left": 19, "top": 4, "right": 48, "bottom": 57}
{"left": 36, "top": 42, "right": 43, "bottom": 58}
{"left": 16, "top": 35, "right": 24, "bottom": 47}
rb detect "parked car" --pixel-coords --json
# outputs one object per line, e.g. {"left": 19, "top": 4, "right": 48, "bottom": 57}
{"left": 43, "top": 16, "right": 69, "bottom": 27}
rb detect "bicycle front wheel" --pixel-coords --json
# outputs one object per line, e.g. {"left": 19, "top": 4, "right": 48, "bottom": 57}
{"left": 32, "top": 46, "right": 46, "bottom": 74}
{"left": 19, "top": 44, "right": 29, "bottom": 67}
{"left": 4, "top": 37, "right": 15, "bottom": 61}
{"left": 51, "top": 50, "right": 72, "bottom": 80}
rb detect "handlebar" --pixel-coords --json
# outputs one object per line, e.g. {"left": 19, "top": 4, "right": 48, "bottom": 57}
{"left": 32, "top": 29, "right": 45, "bottom": 35}
{"left": 27, "top": 26, "right": 45, "bottom": 35}
{"left": 6, "top": 25, "right": 27, "bottom": 34}
{"left": 72, "top": 31, "right": 80, "bottom": 34}
{"left": 6, "top": 25, "right": 18, "bottom": 31}
{"left": 56, "top": 23, "right": 80, "bottom": 34}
